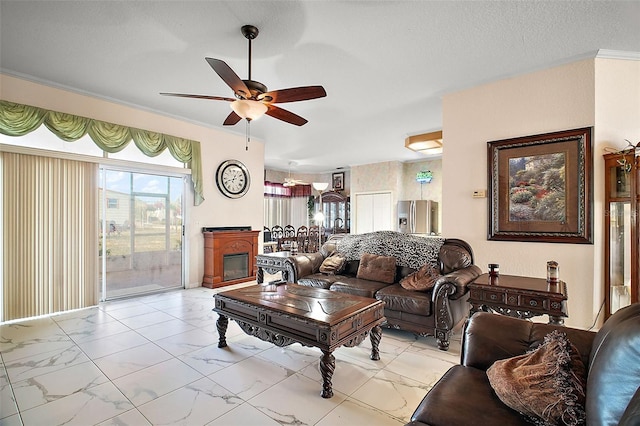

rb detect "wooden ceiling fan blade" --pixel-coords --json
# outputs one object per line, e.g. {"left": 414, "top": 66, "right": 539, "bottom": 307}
{"left": 160, "top": 92, "right": 235, "bottom": 102}
{"left": 163, "top": 27, "right": 326, "bottom": 127}
{"left": 205, "top": 57, "right": 251, "bottom": 98}
{"left": 266, "top": 105, "right": 308, "bottom": 126}
{"left": 260, "top": 86, "right": 327, "bottom": 103}
{"left": 223, "top": 111, "right": 242, "bottom": 126}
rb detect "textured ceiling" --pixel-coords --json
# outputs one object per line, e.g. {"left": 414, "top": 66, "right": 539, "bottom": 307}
{"left": 1, "top": 1, "right": 639, "bottom": 173}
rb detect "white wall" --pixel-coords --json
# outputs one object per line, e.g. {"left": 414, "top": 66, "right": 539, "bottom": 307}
{"left": 0, "top": 74, "right": 265, "bottom": 289}
{"left": 442, "top": 57, "right": 640, "bottom": 328}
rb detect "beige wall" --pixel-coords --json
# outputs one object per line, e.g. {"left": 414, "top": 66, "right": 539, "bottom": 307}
{"left": 0, "top": 74, "right": 265, "bottom": 289}
{"left": 442, "top": 57, "right": 640, "bottom": 328}
{"left": 350, "top": 159, "right": 443, "bottom": 232}
{"left": 594, "top": 57, "right": 640, "bottom": 314}
{"left": 401, "top": 159, "right": 442, "bottom": 202}
{"left": 351, "top": 161, "right": 403, "bottom": 231}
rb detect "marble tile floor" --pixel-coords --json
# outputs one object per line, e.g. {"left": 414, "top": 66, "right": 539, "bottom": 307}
{"left": 0, "top": 281, "right": 462, "bottom": 426}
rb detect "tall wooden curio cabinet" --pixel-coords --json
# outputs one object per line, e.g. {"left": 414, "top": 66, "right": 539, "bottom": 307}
{"left": 318, "top": 191, "right": 350, "bottom": 234}
{"left": 603, "top": 149, "right": 639, "bottom": 320}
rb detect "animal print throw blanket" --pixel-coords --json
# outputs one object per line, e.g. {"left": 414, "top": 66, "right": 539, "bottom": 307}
{"left": 334, "top": 231, "right": 444, "bottom": 270}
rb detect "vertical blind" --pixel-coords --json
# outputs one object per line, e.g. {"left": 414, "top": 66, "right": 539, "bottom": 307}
{"left": 2, "top": 152, "right": 98, "bottom": 321}
{"left": 263, "top": 182, "right": 312, "bottom": 230}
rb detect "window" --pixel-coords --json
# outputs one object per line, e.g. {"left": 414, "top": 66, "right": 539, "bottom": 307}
{"left": 107, "top": 198, "right": 119, "bottom": 209}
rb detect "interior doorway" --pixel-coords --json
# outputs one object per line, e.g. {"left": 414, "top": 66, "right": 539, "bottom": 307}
{"left": 99, "top": 168, "right": 185, "bottom": 300}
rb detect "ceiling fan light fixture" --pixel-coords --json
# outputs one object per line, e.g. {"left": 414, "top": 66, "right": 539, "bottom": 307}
{"left": 231, "top": 99, "right": 268, "bottom": 121}
{"left": 405, "top": 131, "right": 443, "bottom": 155}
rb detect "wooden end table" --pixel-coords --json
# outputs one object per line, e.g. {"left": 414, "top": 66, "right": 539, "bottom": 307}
{"left": 213, "top": 283, "right": 385, "bottom": 398}
{"left": 255, "top": 251, "right": 292, "bottom": 284}
{"left": 468, "top": 273, "right": 568, "bottom": 325}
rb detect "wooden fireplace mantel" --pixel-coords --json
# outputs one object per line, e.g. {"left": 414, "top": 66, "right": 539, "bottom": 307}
{"left": 202, "top": 230, "right": 260, "bottom": 288}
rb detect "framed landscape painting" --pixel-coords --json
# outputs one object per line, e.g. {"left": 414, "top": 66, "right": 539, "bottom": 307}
{"left": 487, "top": 127, "right": 593, "bottom": 244}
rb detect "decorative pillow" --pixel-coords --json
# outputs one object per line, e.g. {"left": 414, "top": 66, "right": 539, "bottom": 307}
{"left": 356, "top": 253, "right": 396, "bottom": 284}
{"left": 486, "top": 330, "right": 587, "bottom": 426}
{"left": 399, "top": 263, "right": 441, "bottom": 291}
{"left": 319, "top": 252, "right": 346, "bottom": 275}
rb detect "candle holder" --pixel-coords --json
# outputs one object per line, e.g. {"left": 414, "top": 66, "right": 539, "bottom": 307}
{"left": 488, "top": 263, "right": 500, "bottom": 278}
{"left": 547, "top": 261, "right": 559, "bottom": 283}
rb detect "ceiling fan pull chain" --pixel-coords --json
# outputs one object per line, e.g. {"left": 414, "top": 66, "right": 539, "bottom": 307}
{"left": 245, "top": 120, "right": 250, "bottom": 151}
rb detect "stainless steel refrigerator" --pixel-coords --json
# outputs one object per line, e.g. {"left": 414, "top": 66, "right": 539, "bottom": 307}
{"left": 397, "top": 200, "right": 439, "bottom": 235}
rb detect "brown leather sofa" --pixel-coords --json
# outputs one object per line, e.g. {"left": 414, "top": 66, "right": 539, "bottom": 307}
{"left": 407, "top": 304, "right": 640, "bottom": 426}
{"left": 284, "top": 231, "right": 481, "bottom": 350}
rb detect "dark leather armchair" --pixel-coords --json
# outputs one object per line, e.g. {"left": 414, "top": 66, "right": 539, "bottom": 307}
{"left": 407, "top": 304, "right": 640, "bottom": 426}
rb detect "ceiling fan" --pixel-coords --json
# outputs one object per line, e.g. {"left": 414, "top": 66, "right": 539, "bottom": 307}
{"left": 160, "top": 25, "right": 327, "bottom": 126}
{"left": 283, "top": 161, "right": 308, "bottom": 187}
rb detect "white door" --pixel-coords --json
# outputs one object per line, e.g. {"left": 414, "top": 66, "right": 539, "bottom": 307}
{"left": 354, "top": 191, "right": 392, "bottom": 234}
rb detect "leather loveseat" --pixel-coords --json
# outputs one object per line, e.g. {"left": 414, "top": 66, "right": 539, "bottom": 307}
{"left": 407, "top": 304, "right": 640, "bottom": 426}
{"left": 284, "top": 231, "right": 481, "bottom": 350}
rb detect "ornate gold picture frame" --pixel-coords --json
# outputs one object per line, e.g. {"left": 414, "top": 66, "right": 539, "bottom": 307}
{"left": 487, "top": 127, "right": 593, "bottom": 244}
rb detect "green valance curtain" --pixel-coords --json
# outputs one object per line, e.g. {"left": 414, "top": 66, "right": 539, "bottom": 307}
{"left": 0, "top": 100, "right": 204, "bottom": 205}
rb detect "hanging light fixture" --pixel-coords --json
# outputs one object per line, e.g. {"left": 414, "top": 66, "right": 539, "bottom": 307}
{"left": 230, "top": 99, "right": 268, "bottom": 121}
{"left": 231, "top": 100, "right": 268, "bottom": 150}
{"left": 405, "top": 130, "right": 443, "bottom": 155}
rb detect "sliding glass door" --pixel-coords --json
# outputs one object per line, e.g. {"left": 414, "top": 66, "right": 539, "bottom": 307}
{"left": 99, "top": 168, "right": 185, "bottom": 300}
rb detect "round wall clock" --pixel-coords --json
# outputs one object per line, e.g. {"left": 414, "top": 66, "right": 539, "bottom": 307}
{"left": 215, "top": 160, "right": 251, "bottom": 199}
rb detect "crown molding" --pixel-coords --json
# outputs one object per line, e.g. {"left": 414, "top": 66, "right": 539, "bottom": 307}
{"left": 0, "top": 70, "right": 253, "bottom": 140}
{"left": 596, "top": 49, "right": 640, "bottom": 61}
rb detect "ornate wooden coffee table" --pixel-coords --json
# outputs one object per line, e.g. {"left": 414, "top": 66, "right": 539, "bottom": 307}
{"left": 213, "top": 283, "right": 385, "bottom": 398}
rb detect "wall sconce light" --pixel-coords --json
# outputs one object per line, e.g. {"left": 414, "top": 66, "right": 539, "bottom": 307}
{"left": 405, "top": 130, "right": 443, "bottom": 155}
